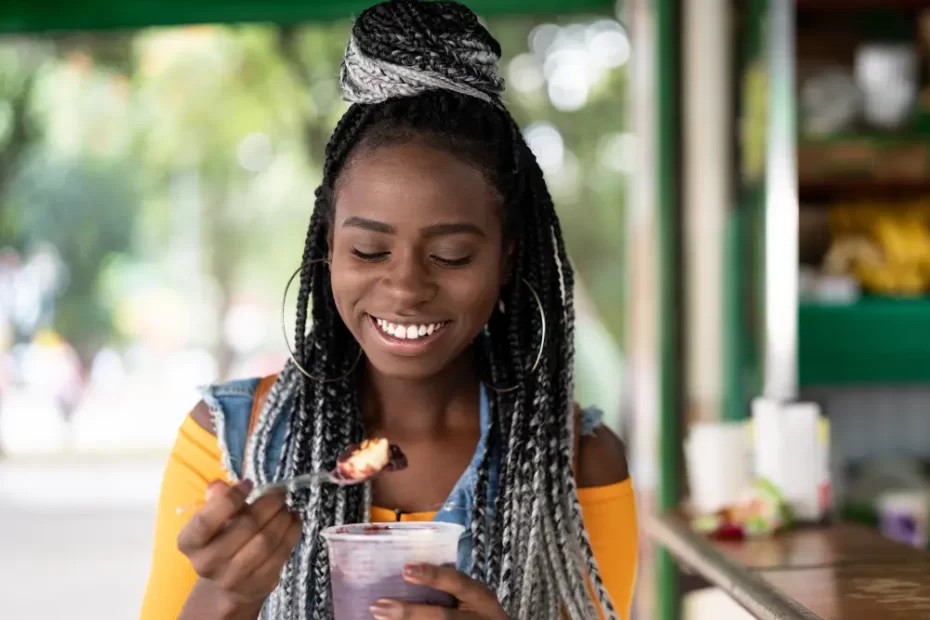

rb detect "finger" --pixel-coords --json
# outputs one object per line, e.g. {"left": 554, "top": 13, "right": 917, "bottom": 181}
{"left": 200, "top": 492, "right": 289, "bottom": 568}
{"left": 248, "top": 513, "right": 303, "bottom": 586}
{"left": 177, "top": 480, "right": 253, "bottom": 553}
{"left": 369, "top": 599, "right": 460, "bottom": 620}
{"left": 220, "top": 508, "right": 298, "bottom": 588}
{"left": 403, "top": 564, "right": 492, "bottom": 610}
{"left": 248, "top": 491, "right": 291, "bottom": 521}
{"left": 204, "top": 480, "right": 228, "bottom": 502}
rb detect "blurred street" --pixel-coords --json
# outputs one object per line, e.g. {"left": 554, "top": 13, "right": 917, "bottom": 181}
{"left": 0, "top": 458, "right": 163, "bottom": 620}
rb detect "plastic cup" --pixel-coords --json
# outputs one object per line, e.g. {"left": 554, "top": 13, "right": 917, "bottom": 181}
{"left": 321, "top": 522, "right": 464, "bottom": 619}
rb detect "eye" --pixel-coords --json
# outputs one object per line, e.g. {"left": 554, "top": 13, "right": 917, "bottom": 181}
{"left": 351, "top": 248, "right": 390, "bottom": 262}
{"left": 431, "top": 255, "right": 473, "bottom": 268}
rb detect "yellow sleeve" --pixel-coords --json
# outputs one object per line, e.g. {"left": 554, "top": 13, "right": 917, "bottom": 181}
{"left": 139, "top": 414, "right": 229, "bottom": 620}
{"left": 578, "top": 478, "right": 639, "bottom": 618}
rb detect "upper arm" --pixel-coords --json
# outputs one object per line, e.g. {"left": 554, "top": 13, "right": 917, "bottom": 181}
{"left": 189, "top": 399, "right": 216, "bottom": 435}
{"left": 577, "top": 422, "right": 630, "bottom": 489}
{"left": 139, "top": 409, "right": 225, "bottom": 619}
{"left": 573, "top": 406, "right": 637, "bottom": 615}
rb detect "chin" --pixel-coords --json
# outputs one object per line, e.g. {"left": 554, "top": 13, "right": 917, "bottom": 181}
{"left": 364, "top": 353, "right": 452, "bottom": 381}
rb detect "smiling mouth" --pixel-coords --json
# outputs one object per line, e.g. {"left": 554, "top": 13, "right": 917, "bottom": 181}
{"left": 368, "top": 315, "right": 450, "bottom": 342}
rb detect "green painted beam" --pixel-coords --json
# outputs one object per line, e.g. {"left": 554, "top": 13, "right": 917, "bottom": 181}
{"left": 655, "top": 0, "right": 682, "bottom": 616}
{"left": 723, "top": 208, "right": 746, "bottom": 422}
{"left": 655, "top": 0, "right": 680, "bottom": 517}
{"left": 0, "top": 0, "right": 614, "bottom": 33}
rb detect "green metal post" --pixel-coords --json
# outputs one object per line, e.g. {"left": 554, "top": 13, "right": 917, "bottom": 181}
{"left": 739, "top": 0, "right": 769, "bottom": 409}
{"left": 723, "top": 208, "right": 746, "bottom": 423}
{"left": 655, "top": 0, "right": 681, "bottom": 618}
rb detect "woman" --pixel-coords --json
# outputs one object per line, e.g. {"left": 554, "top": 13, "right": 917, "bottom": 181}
{"left": 140, "top": 1, "right": 637, "bottom": 618}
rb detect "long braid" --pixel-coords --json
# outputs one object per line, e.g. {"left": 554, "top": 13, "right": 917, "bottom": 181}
{"left": 243, "top": 2, "right": 620, "bottom": 618}
{"left": 531, "top": 137, "right": 619, "bottom": 619}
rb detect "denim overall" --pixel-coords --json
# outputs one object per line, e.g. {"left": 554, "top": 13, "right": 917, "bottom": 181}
{"left": 202, "top": 378, "right": 603, "bottom": 574}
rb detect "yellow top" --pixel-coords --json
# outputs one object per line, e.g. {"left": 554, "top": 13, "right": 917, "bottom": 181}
{"left": 140, "top": 414, "right": 638, "bottom": 619}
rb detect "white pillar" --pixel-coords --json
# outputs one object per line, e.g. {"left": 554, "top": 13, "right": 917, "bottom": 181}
{"left": 763, "top": 0, "right": 798, "bottom": 402}
{"left": 683, "top": 0, "right": 732, "bottom": 421}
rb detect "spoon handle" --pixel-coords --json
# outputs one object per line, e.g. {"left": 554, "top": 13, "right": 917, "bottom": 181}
{"left": 174, "top": 472, "right": 332, "bottom": 515}
{"left": 247, "top": 472, "right": 327, "bottom": 501}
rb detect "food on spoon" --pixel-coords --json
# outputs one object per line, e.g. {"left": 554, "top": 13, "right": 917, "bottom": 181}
{"left": 336, "top": 438, "right": 408, "bottom": 481}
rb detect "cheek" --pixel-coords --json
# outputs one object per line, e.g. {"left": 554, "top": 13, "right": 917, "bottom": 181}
{"left": 448, "top": 269, "right": 501, "bottom": 325}
{"left": 328, "top": 262, "right": 369, "bottom": 323}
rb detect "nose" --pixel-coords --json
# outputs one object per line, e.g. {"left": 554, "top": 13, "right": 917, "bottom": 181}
{"left": 382, "top": 250, "right": 436, "bottom": 307}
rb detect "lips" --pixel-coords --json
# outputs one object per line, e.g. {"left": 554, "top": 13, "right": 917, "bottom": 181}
{"left": 371, "top": 316, "right": 449, "bottom": 341}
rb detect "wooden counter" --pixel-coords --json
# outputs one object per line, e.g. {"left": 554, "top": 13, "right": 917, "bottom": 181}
{"left": 647, "top": 513, "right": 930, "bottom": 620}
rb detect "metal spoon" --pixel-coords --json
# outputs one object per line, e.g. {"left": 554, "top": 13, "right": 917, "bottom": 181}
{"left": 175, "top": 442, "right": 407, "bottom": 515}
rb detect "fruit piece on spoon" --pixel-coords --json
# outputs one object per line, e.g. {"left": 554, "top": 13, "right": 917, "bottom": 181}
{"left": 335, "top": 438, "right": 408, "bottom": 482}
{"left": 175, "top": 438, "right": 407, "bottom": 514}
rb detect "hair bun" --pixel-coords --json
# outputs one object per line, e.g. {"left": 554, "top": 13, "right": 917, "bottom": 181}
{"left": 340, "top": 0, "right": 505, "bottom": 106}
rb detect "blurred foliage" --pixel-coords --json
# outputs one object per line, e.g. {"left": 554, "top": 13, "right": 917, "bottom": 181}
{"left": 0, "top": 14, "right": 629, "bottom": 370}
{"left": 7, "top": 154, "right": 139, "bottom": 357}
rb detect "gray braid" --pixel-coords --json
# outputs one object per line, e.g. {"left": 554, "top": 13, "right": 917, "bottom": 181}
{"left": 340, "top": 0, "right": 503, "bottom": 107}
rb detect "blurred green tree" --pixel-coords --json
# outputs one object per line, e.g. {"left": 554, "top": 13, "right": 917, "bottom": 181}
{"left": 6, "top": 153, "right": 139, "bottom": 360}
{"left": 0, "top": 15, "right": 630, "bottom": 388}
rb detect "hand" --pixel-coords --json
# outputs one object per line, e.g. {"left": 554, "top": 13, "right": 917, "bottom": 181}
{"left": 177, "top": 479, "right": 303, "bottom": 609}
{"left": 369, "top": 563, "right": 509, "bottom": 619}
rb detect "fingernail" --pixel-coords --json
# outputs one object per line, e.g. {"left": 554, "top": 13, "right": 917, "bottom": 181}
{"left": 205, "top": 480, "right": 226, "bottom": 500}
{"left": 237, "top": 479, "right": 255, "bottom": 494}
{"left": 369, "top": 600, "right": 401, "bottom": 619}
{"left": 403, "top": 563, "right": 424, "bottom": 579}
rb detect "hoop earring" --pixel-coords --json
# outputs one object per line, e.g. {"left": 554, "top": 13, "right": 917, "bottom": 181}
{"left": 281, "top": 260, "right": 363, "bottom": 382}
{"left": 485, "top": 277, "right": 546, "bottom": 394}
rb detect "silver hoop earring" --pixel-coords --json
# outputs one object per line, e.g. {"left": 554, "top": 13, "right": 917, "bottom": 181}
{"left": 486, "top": 277, "right": 546, "bottom": 394}
{"left": 281, "top": 260, "right": 363, "bottom": 382}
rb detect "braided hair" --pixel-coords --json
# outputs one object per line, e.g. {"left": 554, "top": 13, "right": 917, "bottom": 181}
{"left": 242, "top": 2, "right": 618, "bottom": 618}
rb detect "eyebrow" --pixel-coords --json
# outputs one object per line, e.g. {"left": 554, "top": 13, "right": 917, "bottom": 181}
{"left": 342, "top": 217, "right": 486, "bottom": 238}
{"left": 342, "top": 216, "right": 395, "bottom": 234}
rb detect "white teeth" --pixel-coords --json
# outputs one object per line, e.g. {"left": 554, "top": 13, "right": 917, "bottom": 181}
{"left": 373, "top": 316, "right": 445, "bottom": 340}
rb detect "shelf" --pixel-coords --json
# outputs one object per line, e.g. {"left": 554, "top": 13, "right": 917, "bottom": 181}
{"left": 799, "top": 298, "right": 930, "bottom": 386}
{"left": 800, "top": 180, "right": 930, "bottom": 202}
{"left": 797, "top": 0, "right": 930, "bottom": 12}
{"left": 798, "top": 137, "right": 930, "bottom": 200}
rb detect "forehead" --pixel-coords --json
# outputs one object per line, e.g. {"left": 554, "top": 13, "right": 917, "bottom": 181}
{"left": 334, "top": 141, "right": 501, "bottom": 231}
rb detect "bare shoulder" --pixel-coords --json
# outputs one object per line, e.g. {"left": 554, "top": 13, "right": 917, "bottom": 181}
{"left": 189, "top": 400, "right": 216, "bottom": 435}
{"left": 577, "top": 411, "right": 629, "bottom": 488}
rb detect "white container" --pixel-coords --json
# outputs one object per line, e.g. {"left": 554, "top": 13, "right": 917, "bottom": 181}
{"left": 855, "top": 44, "right": 918, "bottom": 130}
{"left": 753, "top": 399, "right": 830, "bottom": 522}
{"left": 685, "top": 421, "right": 752, "bottom": 514}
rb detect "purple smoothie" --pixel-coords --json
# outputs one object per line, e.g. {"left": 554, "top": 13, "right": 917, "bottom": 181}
{"left": 331, "top": 565, "right": 456, "bottom": 618}
{"left": 321, "top": 522, "right": 464, "bottom": 620}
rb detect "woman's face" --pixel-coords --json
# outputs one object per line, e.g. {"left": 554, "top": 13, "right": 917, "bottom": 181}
{"left": 329, "top": 140, "right": 509, "bottom": 380}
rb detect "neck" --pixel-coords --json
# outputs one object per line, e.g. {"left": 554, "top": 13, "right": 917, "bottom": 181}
{"left": 361, "top": 348, "right": 480, "bottom": 433}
